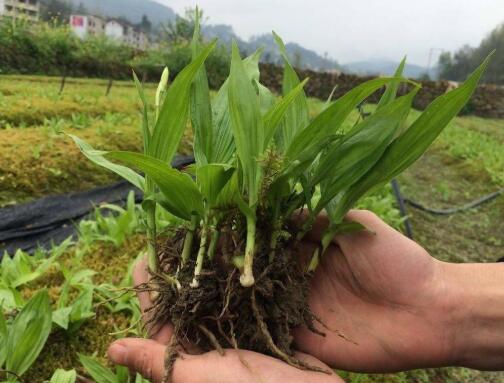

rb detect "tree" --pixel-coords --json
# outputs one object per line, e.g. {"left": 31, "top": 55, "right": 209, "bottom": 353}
{"left": 139, "top": 14, "right": 152, "bottom": 34}
{"left": 438, "top": 23, "right": 504, "bottom": 84}
{"left": 159, "top": 7, "right": 207, "bottom": 44}
{"left": 40, "top": 0, "right": 74, "bottom": 23}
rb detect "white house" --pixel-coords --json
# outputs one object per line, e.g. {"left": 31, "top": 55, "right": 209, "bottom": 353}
{"left": 104, "top": 19, "right": 124, "bottom": 41}
{"left": 70, "top": 14, "right": 148, "bottom": 51}
{"left": 0, "top": 0, "right": 40, "bottom": 21}
{"left": 70, "top": 14, "right": 106, "bottom": 39}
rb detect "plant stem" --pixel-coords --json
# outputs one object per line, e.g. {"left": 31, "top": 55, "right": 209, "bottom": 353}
{"left": 191, "top": 223, "right": 208, "bottom": 288}
{"left": 307, "top": 225, "right": 337, "bottom": 272}
{"left": 181, "top": 215, "right": 198, "bottom": 266}
{"left": 240, "top": 216, "right": 256, "bottom": 287}
{"left": 207, "top": 221, "right": 220, "bottom": 261}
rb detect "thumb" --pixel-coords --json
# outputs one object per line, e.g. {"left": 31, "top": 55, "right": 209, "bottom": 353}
{"left": 108, "top": 338, "right": 165, "bottom": 383}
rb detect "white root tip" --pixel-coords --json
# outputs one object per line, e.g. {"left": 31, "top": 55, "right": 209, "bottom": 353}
{"left": 240, "top": 273, "right": 255, "bottom": 288}
{"left": 190, "top": 278, "right": 200, "bottom": 288}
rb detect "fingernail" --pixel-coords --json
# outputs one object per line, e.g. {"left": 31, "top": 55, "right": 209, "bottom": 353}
{"left": 108, "top": 341, "right": 127, "bottom": 364}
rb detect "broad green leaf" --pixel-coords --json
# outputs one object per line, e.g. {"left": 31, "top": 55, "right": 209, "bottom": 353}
{"left": 115, "top": 365, "right": 130, "bottom": 383}
{"left": 313, "top": 89, "right": 418, "bottom": 210}
{"left": 69, "top": 135, "right": 145, "bottom": 190}
{"left": 286, "top": 77, "right": 414, "bottom": 161}
{"left": 228, "top": 42, "right": 264, "bottom": 206}
{"left": 135, "top": 373, "right": 150, "bottom": 383}
{"left": 78, "top": 354, "right": 117, "bottom": 383}
{"left": 52, "top": 306, "right": 73, "bottom": 330}
{"left": 256, "top": 80, "right": 275, "bottom": 115}
{"left": 0, "top": 285, "right": 24, "bottom": 311}
{"left": 6, "top": 290, "right": 52, "bottom": 376}
{"left": 190, "top": 8, "right": 213, "bottom": 165}
{"left": 273, "top": 32, "right": 310, "bottom": 151}
{"left": 377, "top": 56, "right": 406, "bottom": 110}
{"left": 107, "top": 151, "right": 204, "bottom": 220}
{"left": 331, "top": 54, "right": 492, "bottom": 221}
{"left": 132, "top": 71, "right": 150, "bottom": 152}
{"left": 150, "top": 40, "right": 216, "bottom": 163}
{"left": 196, "top": 164, "right": 235, "bottom": 207}
{"left": 263, "top": 78, "right": 309, "bottom": 147}
{"left": 50, "top": 369, "right": 77, "bottom": 383}
{"left": 212, "top": 49, "right": 264, "bottom": 164}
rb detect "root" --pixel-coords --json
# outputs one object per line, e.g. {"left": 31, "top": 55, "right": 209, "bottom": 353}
{"left": 312, "top": 313, "right": 358, "bottom": 345}
{"left": 162, "top": 328, "right": 180, "bottom": 383}
{"left": 198, "top": 324, "right": 225, "bottom": 356}
{"left": 251, "top": 290, "right": 332, "bottom": 375}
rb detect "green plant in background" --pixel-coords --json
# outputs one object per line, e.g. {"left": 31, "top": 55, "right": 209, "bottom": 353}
{"left": 78, "top": 354, "right": 149, "bottom": 383}
{"left": 49, "top": 369, "right": 77, "bottom": 383}
{"left": 0, "top": 290, "right": 52, "bottom": 383}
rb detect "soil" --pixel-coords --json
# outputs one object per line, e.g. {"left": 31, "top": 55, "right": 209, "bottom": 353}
{"left": 144, "top": 221, "right": 329, "bottom": 381}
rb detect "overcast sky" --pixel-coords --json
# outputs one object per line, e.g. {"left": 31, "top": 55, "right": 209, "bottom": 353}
{"left": 157, "top": 0, "right": 503, "bottom": 66}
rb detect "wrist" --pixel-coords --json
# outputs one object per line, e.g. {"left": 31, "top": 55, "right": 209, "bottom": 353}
{"left": 439, "top": 261, "right": 504, "bottom": 370}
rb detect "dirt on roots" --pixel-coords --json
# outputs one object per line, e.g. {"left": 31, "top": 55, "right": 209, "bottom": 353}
{"left": 139, "top": 224, "right": 330, "bottom": 382}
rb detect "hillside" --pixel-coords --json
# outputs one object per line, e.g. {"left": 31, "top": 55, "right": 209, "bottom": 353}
{"left": 344, "top": 59, "right": 437, "bottom": 79}
{"left": 67, "top": 0, "right": 176, "bottom": 25}
{"left": 62, "top": 0, "right": 338, "bottom": 71}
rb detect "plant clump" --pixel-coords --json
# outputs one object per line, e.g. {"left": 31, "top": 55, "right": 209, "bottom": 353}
{"left": 71, "top": 9, "right": 491, "bottom": 382}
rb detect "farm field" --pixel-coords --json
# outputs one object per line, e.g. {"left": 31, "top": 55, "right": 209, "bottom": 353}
{"left": 1, "top": 74, "right": 503, "bottom": 383}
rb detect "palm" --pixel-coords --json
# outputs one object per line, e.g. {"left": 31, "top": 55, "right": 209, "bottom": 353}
{"left": 294, "top": 210, "right": 450, "bottom": 372}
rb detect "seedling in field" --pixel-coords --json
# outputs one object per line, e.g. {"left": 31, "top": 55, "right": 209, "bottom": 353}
{"left": 71, "top": 9, "right": 491, "bottom": 379}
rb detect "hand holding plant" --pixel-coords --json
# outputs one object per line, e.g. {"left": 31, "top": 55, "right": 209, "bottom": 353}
{"left": 71, "top": 7, "right": 492, "bottom": 381}
{"left": 109, "top": 210, "right": 504, "bottom": 382}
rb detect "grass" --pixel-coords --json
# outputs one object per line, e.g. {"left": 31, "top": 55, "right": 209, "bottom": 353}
{"left": 1, "top": 74, "right": 503, "bottom": 382}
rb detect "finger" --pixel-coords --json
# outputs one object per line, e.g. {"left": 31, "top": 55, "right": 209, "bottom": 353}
{"left": 108, "top": 338, "right": 165, "bottom": 383}
{"left": 334, "top": 209, "right": 409, "bottom": 250}
{"left": 109, "top": 339, "right": 344, "bottom": 383}
{"left": 170, "top": 349, "right": 343, "bottom": 383}
{"left": 133, "top": 258, "right": 151, "bottom": 314}
{"left": 133, "top": 258, "right": 174, "bottom": 344}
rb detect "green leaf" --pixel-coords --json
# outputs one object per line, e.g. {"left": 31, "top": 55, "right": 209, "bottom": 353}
{"left": 150, "top": 40, "right": 216, "bottom": 163}
{"left": 263, "top": 78, "right": 309, "bottom": 147}
{"left": 196, "top": 164, "right": 235, "bottom": 207}
{"left": 115, "top": 365, "right": 130, "bottom": 383}
{"left": 256, "top": 80, "right": 276, "bottom": 116}
{"left": 377, "top": 56, "right": 406, "bottom": 110}
{"left": 329, "top": 221, "right": 371, "bottom": 236}
{"left": 52, "top": 306, "right": 72, "bottom": 330}
{"left": 78, "top": 354, "right": 118, "bottom": 383}
{"left": 132, "top": 71, "right": 150, "bottom": 152}
{"left": 49, "top": 369, "right": 77, "bottom": 383}
{"left": 190, "top": 7, "right": 213, "bottom": 165}
{"left": 332, "top": 53, "right": 492, "bottom": 221}
{"left": 228, "top": 41, "right": 264, "bottom": 206}
{"left": 286, "top": 77, "right": 414, "bottom": 161}
{"left": 107, "top": 151, "right": 204, "bottom": 220}
{"left": 211, "top": 49, "right": 264, "bottom": 164}
{"left": 69, "top": 135, "right": 145, "bottom": 190}
{"left": 6, "top": 290, "right": 52, "bottom": 376}
{"left": 273, "top": 32, "right": 310, "bottom": 151}
{"left": 313, "top": 89, "right": 418, "bottom": 212}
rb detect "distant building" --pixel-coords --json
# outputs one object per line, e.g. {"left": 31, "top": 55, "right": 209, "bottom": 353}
{"left": 70, "top": 14, "right": 149, "bottom": 51}
{"left": 70, "top": 15, "right": 105, "bottom": 39}
{"left": 0, "top": 0, "right": 40, "bottom": 21}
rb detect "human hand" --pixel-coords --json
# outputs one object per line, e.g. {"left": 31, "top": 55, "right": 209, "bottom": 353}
{"left": 107, "top": 260, "right": 344, "bottom": 383}
{"left": 294, "top": 209, "right": 455, "bottom": 373}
